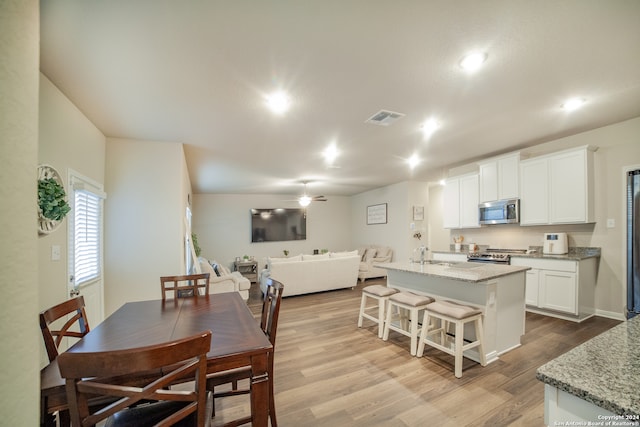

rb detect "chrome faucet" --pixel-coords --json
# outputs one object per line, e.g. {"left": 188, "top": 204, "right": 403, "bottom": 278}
{"left": 413, "top": 245, "right": 428, "bottom": 264}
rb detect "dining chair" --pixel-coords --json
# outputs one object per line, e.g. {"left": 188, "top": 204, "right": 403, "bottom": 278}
{"left": 161, "top": 273, "right": 211, "bottom": 300}
{"left": 40, "top": 296, "right": 94, "bottom": 427}
{"left": 39, "top": 296, "right": 91, "bottom": 363}
{"left": 57, "top": 330, "right": 213, "bottom": 427}
{"left": 206, "top": 278, "right": 284, "bottom": 427}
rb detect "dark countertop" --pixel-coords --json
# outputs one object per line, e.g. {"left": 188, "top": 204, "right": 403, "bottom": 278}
{"left": 377, "top": 261, "right": 529, "bottom": 283}
{"left": 536, "top": 315, "right": 640, "bottom": 416}
{"left": 431, "top": 246, "right": 601, "bottom": 261}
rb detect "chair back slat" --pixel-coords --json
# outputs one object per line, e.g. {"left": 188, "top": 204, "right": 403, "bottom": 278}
{"left": 260, "top": 278, "right": 284, "bottom": 346}
{"left": 161, "top": 273, "right": 210, "bottom": 301}
{"left": 58, "top": 330, "right": 212, "bottom": 427}
{"left": 39, "top": 296, "right": 91, "bottom": 362}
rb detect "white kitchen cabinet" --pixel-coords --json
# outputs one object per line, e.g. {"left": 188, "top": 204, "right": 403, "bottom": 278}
{"left": 510, "top": 256, "right": 596, "bottom": 321}
{"left": 549, "top": 148, "right": 594, "bottom": 223}
{"left": 520, "top": 157, "right": 549, "bottom": 225}
{"left": 519, "top": 146, "right": 595, "bottom": 225}
{"left": 539, "top": 269, "right": 577, "bottom": 314}
{"left": 443, "top": 177, "right": 460, "bottom": 229}
{"left": 443, "top": 174, "right": 479, "bottom": 229}
{"left": 524, "top": 269, "right": 539, "bottom": 306}
{"left": 478, "top": 153, "right": 519, "bottom": 202}
{"left": 459, "top": 174, "right": 480, "bottom": 228}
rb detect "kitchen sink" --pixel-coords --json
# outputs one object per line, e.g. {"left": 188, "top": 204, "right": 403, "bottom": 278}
{"left": 446, "top": 262, "right": 482, "bottom": 269}
{"left": 415, "top": 260, "right": 481, "bottom": 269}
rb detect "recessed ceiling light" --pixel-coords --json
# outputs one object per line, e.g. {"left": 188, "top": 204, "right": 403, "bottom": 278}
{"left": 266, "top": 91, "right": 291, "bottom": 115}
{"left": 459, "top": 52, "right": 487, "bottom": 73}
{"left": 323, "top": 143, "right": 339, "bottom": 164}
{"left": 421, "top": 118, "right": 440, "bottom": 139}
{"left": 407, "top": 154, "right": 421, "bottom": 170}
{"left": 561, "top": 97, "right": 586, "bottom": 111}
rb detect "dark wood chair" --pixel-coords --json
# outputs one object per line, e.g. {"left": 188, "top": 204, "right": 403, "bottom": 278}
{"left": 40, "top": 296, "right": 93, "bottom": 427}
{"left": 39, "top": 296, "right": 91, "bottom": 363}
{"left": 57, "top": 330, "right": 213, "bottom": 427}
{"left": 161, "top": 273, "right": 210, "bottom": 300}
{"left": 206, "top": 278, "right": 284, "bottom": 427}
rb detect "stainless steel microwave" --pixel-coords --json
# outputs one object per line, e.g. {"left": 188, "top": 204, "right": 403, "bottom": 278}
{"left": 478, "top": 198, "right": 520, "bottom": 225}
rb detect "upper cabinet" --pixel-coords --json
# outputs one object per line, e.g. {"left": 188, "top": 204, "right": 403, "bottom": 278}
{"left": 478, "top": 153, "right": 520, "bottom": 202}
{"left": 520, "top": 146, "right": 596, "bottom": 225}
{"left": 443, "top": 173, "right": 480, "bottom": 229}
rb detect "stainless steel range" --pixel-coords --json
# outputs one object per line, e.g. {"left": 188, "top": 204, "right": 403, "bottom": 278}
{"left": 467, "top": 248, "right": 527, "bottom": 265}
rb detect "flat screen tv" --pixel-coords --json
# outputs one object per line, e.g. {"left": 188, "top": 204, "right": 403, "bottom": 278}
{"left": 250, "top": 208, "right": 307, "bottom": 243}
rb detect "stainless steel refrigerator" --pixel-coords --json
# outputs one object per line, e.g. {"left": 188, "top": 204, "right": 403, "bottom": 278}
{"left": 627, "top": 169, "right": 640, "bottom": 319}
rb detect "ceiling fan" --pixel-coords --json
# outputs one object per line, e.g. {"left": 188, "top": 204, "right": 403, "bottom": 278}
{"left": 296, "top": 182, "right": 327, "bottom": 206}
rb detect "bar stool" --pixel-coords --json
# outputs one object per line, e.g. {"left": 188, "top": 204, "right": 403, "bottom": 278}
{"left": 382, "top": 291, "right": 434, "bottom": 356}
{"left": 416, "top": 300, "right": 486, "bottom": 378}
{"left": 358, "top": 285, "right": 399, "bottom": 338}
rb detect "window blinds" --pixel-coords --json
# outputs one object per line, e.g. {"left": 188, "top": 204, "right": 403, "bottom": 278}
{"left": 73, "top": 189, "right": 101, "bottom": 285}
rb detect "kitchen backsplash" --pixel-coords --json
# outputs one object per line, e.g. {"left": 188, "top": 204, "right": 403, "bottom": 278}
{"left": 446, "top": 222, "right": 596, "bottom": 251}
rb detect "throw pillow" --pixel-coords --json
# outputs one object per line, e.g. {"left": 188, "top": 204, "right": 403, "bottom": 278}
{"left": 376, "top": 247, "right": 391, "bottom": 259}
{"left": 330, "top": 250, "right": 359, "bottom": 258}
{"left": 199, "top": 259, "right": 216, "bottom": 277}
{"left": 302, "top": 253, "right": 330, "bottom": 261}
{"left": 219, "top": 264, "right": 231, "bottom": 275}
{"left": 358, "top": 247, "right": 367, "bottom": 261}
{"left": 364, "top": 248, "right": 377, "bottom": 262}
{"left": 209, "top": 261, "right": 222, "bottom": 277}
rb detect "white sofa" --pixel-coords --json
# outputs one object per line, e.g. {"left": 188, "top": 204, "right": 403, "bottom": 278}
{"left": 357, "top": 245, "right": 393, "bottom": 282}
{"left": 260, "top": 251, "right": 360, "bottom": 297}
{"left": 198, "top": 257, "right": 251, "bottom": 301}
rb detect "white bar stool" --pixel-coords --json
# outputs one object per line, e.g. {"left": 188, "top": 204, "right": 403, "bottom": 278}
{"left": 357, "top": 285, "right": 398, "bottom": 338}
{"left": 382, "top": 291, "right": 434, "bottom": 356}
{"left": 416, "top": 300, "right": 487, "bottom": 378}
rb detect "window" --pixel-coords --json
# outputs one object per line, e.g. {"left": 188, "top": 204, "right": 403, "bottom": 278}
{"left": 69, "top": 173, "right": 105, "bottom": 287}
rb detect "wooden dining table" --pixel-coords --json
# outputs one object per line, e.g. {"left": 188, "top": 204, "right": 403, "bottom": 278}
{"left": 41, "top": 292, "right": 273, "bottom": 427}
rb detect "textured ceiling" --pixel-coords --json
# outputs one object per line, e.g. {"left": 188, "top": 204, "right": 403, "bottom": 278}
{"left": 40, "top": 1, "right": 640, "bottom": 198}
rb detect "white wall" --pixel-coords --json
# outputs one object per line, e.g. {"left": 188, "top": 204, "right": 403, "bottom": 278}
{"left": 104, "top": 138, "right": 190, "bottom": 316}
{"left": 429, "top": 117, "right": 640, "bottom": 317}
{"left": 38, "top": 74, "right": 106, "bottom": 336}
{"left": 351, "top": 181, "right": 428, "bottom": 263}
{"left": 192, "top": 194, "right": 352, "bottom": 269}
{"left": 0, "top": 0, "right": 40, "bottom": 424}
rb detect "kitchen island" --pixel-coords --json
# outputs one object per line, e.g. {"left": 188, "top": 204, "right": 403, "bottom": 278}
{"left": 378, "top": 261, "right": 529, "bottom": 363}
{"left": 537, "top": 315, "right": 639, "bottom": 425}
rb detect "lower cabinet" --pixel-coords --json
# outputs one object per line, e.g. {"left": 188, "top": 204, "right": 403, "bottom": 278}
{"left": 524, "top": 269, "right": 539, "bottom": 306}
{"left": 511, "top": 257, "right": 596, "bottom": 321}
{"left": 539, "top": 270, "right": 577, "bottom": 314}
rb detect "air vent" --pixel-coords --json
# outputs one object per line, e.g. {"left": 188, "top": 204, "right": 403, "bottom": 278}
{"left": 365, "top": 110, "right": 405, "bottom": 126}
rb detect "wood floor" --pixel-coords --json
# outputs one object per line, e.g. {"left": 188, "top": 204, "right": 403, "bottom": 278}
{"left": 211, "top": 279, "right": 621, "bottom": 427}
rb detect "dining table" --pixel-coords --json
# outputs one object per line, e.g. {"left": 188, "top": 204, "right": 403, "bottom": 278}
{"left": 41, "top": 292, "right": 273, "bottom": 427}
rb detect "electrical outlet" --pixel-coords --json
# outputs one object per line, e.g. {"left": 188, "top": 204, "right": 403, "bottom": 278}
{"left": 51, "top": 245, "right": 61, "bottom": 261}
{"left": 606, "top": 218, "right": 615, "bottom": 228}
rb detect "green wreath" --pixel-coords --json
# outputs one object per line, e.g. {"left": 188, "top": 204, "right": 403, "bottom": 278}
{"left": 38, "top": 177, "right": 71, "bottom": 221}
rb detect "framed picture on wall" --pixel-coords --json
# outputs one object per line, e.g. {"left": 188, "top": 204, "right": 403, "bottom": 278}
{"left": 367, "top": 203, "right": 387, "bottom": 225}
{"left": 413, "top": 205, "right": 424, "bottom": 221}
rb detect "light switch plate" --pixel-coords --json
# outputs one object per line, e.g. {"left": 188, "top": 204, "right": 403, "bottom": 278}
{"left": 606, "top": 218, "right": 615, "bottom": 228}
{"left": 51, "top": 245, "right": 61, "bottom": 261}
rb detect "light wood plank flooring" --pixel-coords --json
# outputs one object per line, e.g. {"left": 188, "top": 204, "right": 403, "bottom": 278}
{"left": 211, "top": 279, "right": 620, "bottom": 426}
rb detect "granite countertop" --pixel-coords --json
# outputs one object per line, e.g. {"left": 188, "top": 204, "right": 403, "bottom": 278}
{"left": 431, "top": 246, "right": 601, "bottom": 261}
{"left": 536, "top": 315, "right": 640, "bottom": 416}
{"left": 377, "top": 261, "right": 529, "bottom": 283}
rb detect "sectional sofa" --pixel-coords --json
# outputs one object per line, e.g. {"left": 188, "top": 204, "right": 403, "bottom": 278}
{"left": 197, "top": 257, "right": 251, "bottom": 301}
{"left": 260, "top": 251, "right": 360, "bottom": 297}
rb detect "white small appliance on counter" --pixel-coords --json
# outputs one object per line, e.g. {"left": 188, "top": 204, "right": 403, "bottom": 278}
{"left": 543, "top": 233, "right": 568, "bottom": 254}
